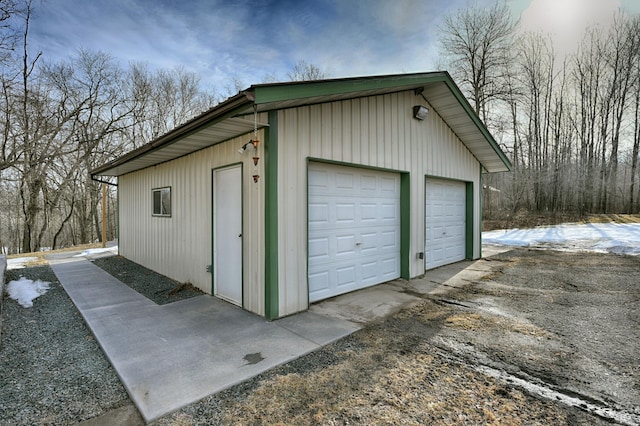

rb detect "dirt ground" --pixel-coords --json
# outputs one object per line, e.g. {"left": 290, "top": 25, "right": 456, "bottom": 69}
{"left": 3, "top": 246, "right": 638, "bottom": 425}
{"left": 430, "top": 248, "right": 640, "bottom": 425}
{"left": 156, "top": 247, "right": 640, "bottom": 425}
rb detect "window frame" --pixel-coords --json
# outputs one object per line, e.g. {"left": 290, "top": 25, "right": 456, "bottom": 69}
{"left": 152, "top": 186, "right": 172, "bottom": 217}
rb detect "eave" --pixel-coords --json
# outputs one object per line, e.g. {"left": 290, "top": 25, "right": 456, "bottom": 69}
{"left": 91, "top": 71, "right": 511, "bottom": 178}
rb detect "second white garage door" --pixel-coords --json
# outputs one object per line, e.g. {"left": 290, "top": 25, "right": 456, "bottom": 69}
{"left": 425, "top": 178, "right": 467, "bottom": 269}
{"left": 308, "top": 163, "right": 401, "bottom": 302}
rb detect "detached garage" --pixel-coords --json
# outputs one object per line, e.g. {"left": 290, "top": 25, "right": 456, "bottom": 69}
{"left": 91, "top": 71, "right": 511, "bottom": 320}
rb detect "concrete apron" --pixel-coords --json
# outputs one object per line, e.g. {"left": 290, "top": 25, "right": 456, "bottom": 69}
{"left": 310, "top": 245, "right": 511, "bottom": 324}
{"left": 48, "top": 257, "right": 359, "bottom": 423}
{"left": 49, "top": 246, "right": 509, "bottom": 423}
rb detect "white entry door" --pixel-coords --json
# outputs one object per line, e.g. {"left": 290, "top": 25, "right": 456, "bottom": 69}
{"left": 308, "top": 163, "right": 401, "bottom": 302}
{"left": 425, "top": 178, "right": 466, "bottom": 269}
{"left": 213, "top": 165, "right": 242, "bottom": 305}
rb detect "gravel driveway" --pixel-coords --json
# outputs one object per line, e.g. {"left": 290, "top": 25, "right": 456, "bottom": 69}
{"left": 1, "top": 250, "right": 638, "bottom": 425}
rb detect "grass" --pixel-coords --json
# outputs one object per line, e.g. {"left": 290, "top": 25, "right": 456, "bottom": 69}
{"left": 444, "top": 312, "right": 552, "bottom": 338}
{"left": 213, "top": 310, "right": 581, "bottom": 426}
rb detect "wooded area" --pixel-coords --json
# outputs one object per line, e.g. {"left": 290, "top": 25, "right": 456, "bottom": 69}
{"left": 0, "top": 1, "right": 224, "bottom": 254}
{"left": 439, "top": 3, "right": 640, "bottom": 219}
{"left": 1, "top": 0, "right": 639, "bottom": 254}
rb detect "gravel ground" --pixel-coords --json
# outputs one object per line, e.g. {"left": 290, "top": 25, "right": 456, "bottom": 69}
{"left": 1, "top": 252, "right": 630, "bottom": 425}
{"left": 92, "top": 256, "right": 204, "bottom": 305}
{"left": 0, "top": 265, "right": 130, "bottom": 425}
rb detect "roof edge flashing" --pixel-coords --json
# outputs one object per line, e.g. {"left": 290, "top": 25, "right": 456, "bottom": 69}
{"left": 250, "top": 71, "right": 449, "bottom": 105}
{"left": 91, "top": 92, "right": 255, "bottom": 177}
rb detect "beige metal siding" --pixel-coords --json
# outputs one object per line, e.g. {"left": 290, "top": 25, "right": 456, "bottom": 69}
{"left": 277, "top": 91, "right": 481, "bottom": 316}
{"left": 118, "top": 128, "right": 266, "bottom": 316}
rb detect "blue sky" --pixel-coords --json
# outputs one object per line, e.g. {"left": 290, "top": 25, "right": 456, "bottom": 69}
{"left": 29, "top": 0, "right": 640, "bottom": 94}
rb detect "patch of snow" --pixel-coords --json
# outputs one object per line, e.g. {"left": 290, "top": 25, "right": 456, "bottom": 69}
{"left": 483, "top": 185, "right": 501, "bottom": 193}
{"left": 7, "top": 257, "right": 39, "bottom": 270}
{"left": 73, "top": 246, "right": 118, "bottom": 258}
{"left": 483, "top": 223, "right": 640, "bottom": 255}
{"left": 6, "top": 277, "right": 50, "bottom": 308}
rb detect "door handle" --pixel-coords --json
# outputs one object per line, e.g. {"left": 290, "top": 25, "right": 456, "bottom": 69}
{"left": 238, "top": 234, "right": 242, "bottom": 238}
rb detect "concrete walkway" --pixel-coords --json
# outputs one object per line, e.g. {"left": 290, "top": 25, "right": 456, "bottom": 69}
{"left": 48, "top": 256, "right": 359, "bottom": 422}
{"left": 47, "top": 245, "right": 510, "bottom": 423}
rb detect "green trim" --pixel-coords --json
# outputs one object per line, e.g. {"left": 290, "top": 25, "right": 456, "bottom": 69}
{"left": 91, "top": 95, "right": 253, "bottom": 177}
{"left": 250, "top": 71, "right": 511, "bottom": 172}
{"left": 425, "top": 175, "right": 475, "bottom": 261}
{"left": 304, "top": 159, "right": 312, "bottom": 307}
{"left": 251, "top": 72, "right": 449, "bottom": 105}
{"left": 400, "top": 173, "right": 411, "bottom": 279}
{"left": 307, "top": 158, "right": 410, "bottom": 281}
{"left": 442, "top": 77, "right": 512, "bottom": 171}
{"left": 479, "top": 170, "right": 483, "bottom": 258}
{"left": 465, "top": 182, "right": 474, "bottom": 260}
{"left": 264, "top": 111, "right": 279, "bottom": 320}
{"left": 307, "top": 157, "right": 406, "bottom": 175}
{"left": 116, "top": 181, "right": 120, "bottom": 252}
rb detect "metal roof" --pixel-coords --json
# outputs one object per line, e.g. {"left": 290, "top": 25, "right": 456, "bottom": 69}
{"left": 91, "top": 71, "right": 511, "bottom": 177}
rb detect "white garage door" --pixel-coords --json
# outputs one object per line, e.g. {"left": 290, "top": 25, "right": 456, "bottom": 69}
{"left": 308, "top": 163, "right": 401, "bottom": 302}
{"left": 425, "top": 178, "right": 467, "bottom": 269}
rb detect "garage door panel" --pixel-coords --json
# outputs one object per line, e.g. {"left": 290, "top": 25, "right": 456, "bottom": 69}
{"left": 361, "top": 203, "right": 377, "bottom": 221}
{"left": 336, "top": 266, "right": 356, "bottom": 287}
{"left": 309, "top": 163, "right": 401, "bottom": 302}
{"left": 308, "top": 237, "right": 329, "bottom": 261}
{"left": 308, "top": 271, "right": 330, "bottom": 294}
{"left": 360, "top": 174, "right": 377, "bottom": 191}
{"left": 308, "top": 202, "right": 329, "bottom": 224}
{"left": 426, "top": 178, "right": 467, "bottom": 269}
{"left": 381, "top": 260, "right": 399, "bottom": 279}
{"left": 336, "top": 203, "right": 356, "bottom": 222}
{"left": 335, "top": 171, "right": 354, "bottom": 188}
{"left": 336, "top": 235, "right": 357, "bottom": 256}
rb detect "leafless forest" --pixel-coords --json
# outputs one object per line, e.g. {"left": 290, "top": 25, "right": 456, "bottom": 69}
{"left": 440, "top": 3, "right": 640, "bottom": 220}
{"left": 1, "top": 0, "right": 639, "bottom": 254}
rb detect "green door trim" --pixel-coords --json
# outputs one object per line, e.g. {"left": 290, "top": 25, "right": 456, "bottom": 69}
{"left": 478, "top": 170, "right": 483, "bottom": 258}
{"left": 465, "top": 181, "right": 474, "bottom": 260}
{"left": 400, "top": 173, "right": 411, "bottom": 279}
{"left": 425, "top": 175, "right": 475, "bottom": 262}
{"left": 264, "top": 111, "right": 279, "bottom": 320}
{"left": 306, "top": 158, "right": 410, "bottom": 282}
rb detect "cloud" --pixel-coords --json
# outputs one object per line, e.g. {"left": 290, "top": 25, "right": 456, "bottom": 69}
{"left": 28, "top": 0, "right": 485, "bottom": 93}
{"left": 519, "top": 0, "right": 621, "bottom": 53}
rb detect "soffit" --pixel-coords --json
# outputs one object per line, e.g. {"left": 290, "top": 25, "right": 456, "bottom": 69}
{"left": 94, "top": 116, "right": 264, "bottom": 177}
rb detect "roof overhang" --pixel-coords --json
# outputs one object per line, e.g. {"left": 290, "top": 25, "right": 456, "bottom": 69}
{"left": 92, "top": 71, "right": 511, "bottom": 178}
{"left": 246, "top": 72, "right": 511, "bottom": 173}
{"left": 91, "top": 93, "right": 260, "bottom": 177}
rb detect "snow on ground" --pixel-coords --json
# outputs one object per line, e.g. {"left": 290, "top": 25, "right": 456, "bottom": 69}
{"left": 483, "top": 222, "right": 640, "bottom": 255}
{"left": 73, "top": 246, "right": 118, "bottom": 258}
{"left": 7, "top": 257, "right": 39, "bottom": 270}
{"left": 6, "top": 277, "right": 50, "bottom": 308}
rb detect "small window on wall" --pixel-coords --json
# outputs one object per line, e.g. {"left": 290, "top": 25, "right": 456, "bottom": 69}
{"left": 152, "top": 187, "right": 171, "bottom": 217}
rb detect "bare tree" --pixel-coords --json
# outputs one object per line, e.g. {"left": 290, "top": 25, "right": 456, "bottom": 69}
{"left": 287, "top": 60, "right": 328, "bottom": 81}
{"left": 124, "top": 64, "right": 217, "bottom": 146}
{"left": 630, "top": 61, "right": 640, "bottom": 213}
{"left": 439, "top": 1, "right": 515, "bottom": 124}
{"left": 0, "top": 0, "right": 20, "bottom": 65}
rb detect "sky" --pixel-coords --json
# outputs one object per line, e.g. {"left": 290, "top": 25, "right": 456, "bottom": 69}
{"left": 27, "top": 0, "right": 640, "bottom": 94}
